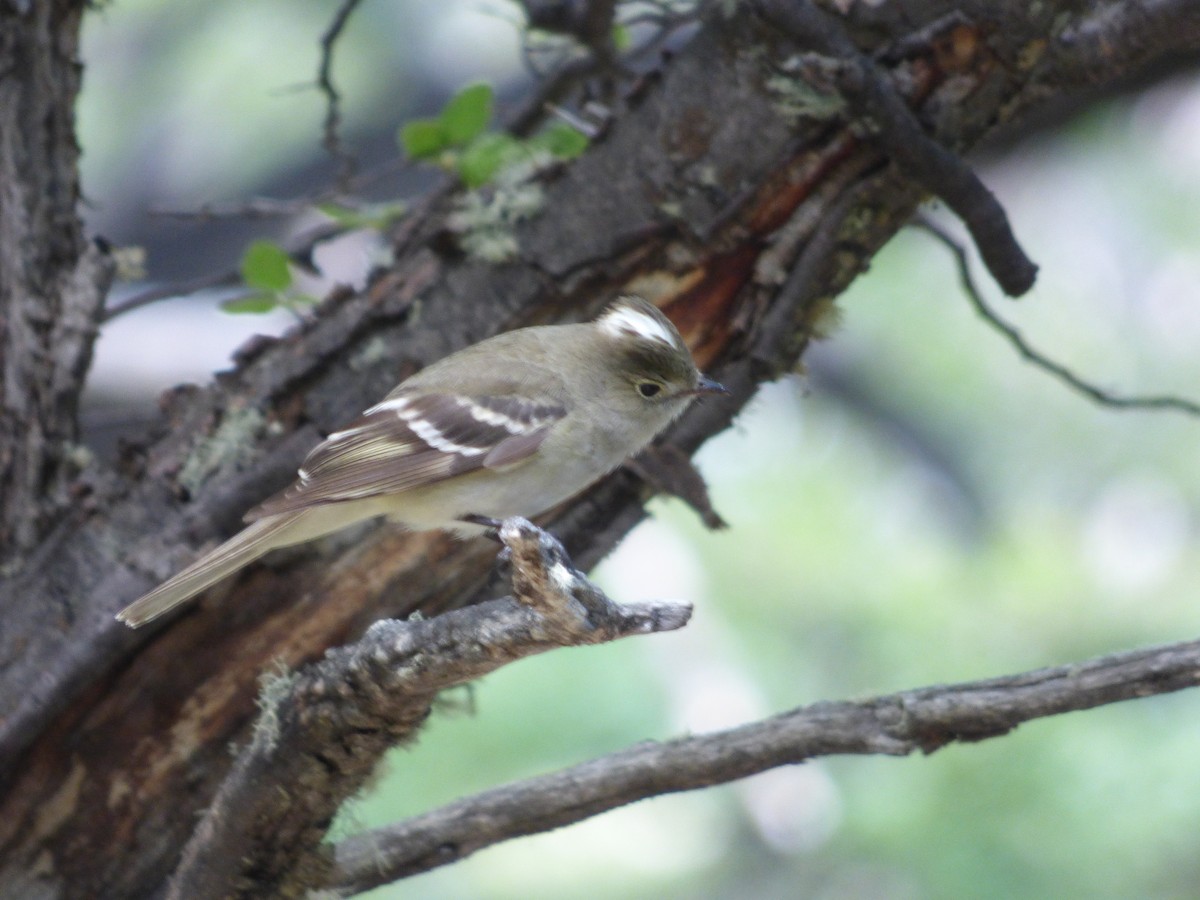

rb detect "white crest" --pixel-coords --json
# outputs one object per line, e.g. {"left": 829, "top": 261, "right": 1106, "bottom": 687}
{"left": 598, "top": 301, "right": 678, "bottom": 349}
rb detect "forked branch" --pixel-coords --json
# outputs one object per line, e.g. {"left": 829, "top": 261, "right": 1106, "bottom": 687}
{"left": 166, "top": 518, "right": 691, "bottom": 900}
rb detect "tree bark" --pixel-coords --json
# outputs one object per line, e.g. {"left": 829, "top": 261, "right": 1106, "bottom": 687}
{"left": 0, "top": 0, "right": 111, "bottom": 557}
{"left": 0, "top": 1, "right": 1197, "bottom": 898}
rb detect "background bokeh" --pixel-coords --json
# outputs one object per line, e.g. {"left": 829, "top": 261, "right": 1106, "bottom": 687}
{"left": 79, "top": 3, "right": 1200, "bottom": 898}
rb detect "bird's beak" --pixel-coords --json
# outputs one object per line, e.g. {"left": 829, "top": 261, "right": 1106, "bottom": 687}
{"left": 686, "top": 375, "right": 729, "bottom": 397}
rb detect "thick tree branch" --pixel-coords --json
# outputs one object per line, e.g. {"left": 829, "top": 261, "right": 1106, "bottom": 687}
{"left": 1053, "top": 0, "right": 1200, "bottom": 86}
{"left": 332, "top": 636, "right": 1200, "bottom": 893}
{"left": 754, "top": 0, "right": 1038, "bottom": 297}
{"left": 0, "top": 1, "right": 113, "bottom": 557}
{"left": 166, "top": 519, "right": 690, "bottom": 899}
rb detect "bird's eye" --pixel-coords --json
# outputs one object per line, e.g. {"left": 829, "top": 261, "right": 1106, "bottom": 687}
{"left": 637, "top": 382, "right": 662, "bottom": 398}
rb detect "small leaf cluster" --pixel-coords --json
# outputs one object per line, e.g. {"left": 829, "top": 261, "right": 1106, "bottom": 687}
{"left": 399, "top": 82, "right": 588, "bottom": 188}
{"left": 223, "top": 240, "right": 318, "bottom": 314}
{"left": 224, "top": 84, "right": 587, "bottom": 315}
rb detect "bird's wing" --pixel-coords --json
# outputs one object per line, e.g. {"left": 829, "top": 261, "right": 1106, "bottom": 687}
{"left": 245, "top": 392, "right": 566, "bottom": 520}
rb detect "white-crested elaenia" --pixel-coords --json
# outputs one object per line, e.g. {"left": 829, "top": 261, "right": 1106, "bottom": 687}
{"left": 117, "top": 296, "right": 726, "bottom": 627}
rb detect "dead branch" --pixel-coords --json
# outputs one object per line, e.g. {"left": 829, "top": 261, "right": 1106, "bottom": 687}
{"left": 331, "top": 636, "right": 1200, "bottom": 893}
{"left": 914, "top": 217, "right": 1200, "bottom": 418}
{"left": 317, "top": 0, "right": 366, "bottom": 188}
{"left": 167, "top": 518, "right": 690, "bottom": 899}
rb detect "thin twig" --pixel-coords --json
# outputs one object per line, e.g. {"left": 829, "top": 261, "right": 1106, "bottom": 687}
{"left": 101, "top": 271, "right": 241, "bottom": 322}
{"left": 914, "top": 216, "right": 1200, "bottom": 418}
{"left": 317, "top": 0, "right": 366, "bottom": 190}
{"left": 150, "top": 197, "right": 313, "bottom": 221}
{"left": 102, "top": 220, "right": 342, "bottom": 323}
{"left": 330, "top": 636, "right": 1200, "bottom": 893}
{"left": 510, "top": 0, "right": 695, "bottom": 137}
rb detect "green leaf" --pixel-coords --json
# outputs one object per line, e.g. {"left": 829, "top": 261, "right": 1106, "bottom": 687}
{"left": 440, "top": 83, "right": 494, "bottom": 146}
{"left": 400, "top": 118, "right": 448, "bottom": 159}
{"left": 611, "top": 23, "right": 631, "bottom": 51}
{"left": 458, "top": 133, "right": 524, "bottom": 188}
{"left": 316, "top": 202, "right": 368, "bottom": 227}
{"left": 240, "top": 240, "right": 292, "bottom": 292}
{"left": 222, "top": 292, "right": 281, "bottom": 314}
{"left": 317, "top": 201, "right": 408, "bottom": 230}
{"left": 529, "top": 122, "right": 589, "bottom": 160}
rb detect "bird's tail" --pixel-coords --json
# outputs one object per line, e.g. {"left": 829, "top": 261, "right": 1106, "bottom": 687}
{"left": 116, "top": 513, "right": 304, "bottom": 628}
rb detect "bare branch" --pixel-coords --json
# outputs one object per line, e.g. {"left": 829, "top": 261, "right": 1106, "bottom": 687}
{"left": 754, "top": 0, "right": 1038, "bottom": 297}
{"left": 625, "top": 445, "right": 727, "bottom": 530}
{"left": 509, "top": 53, "right": 604, "bottom": 135}
{"left": 317, "top": 0, "right": 366, "bottom": 189}
{"left": 150, "top": 197, "right": 313, "bottom": 221}
{"left": 331, "top": 636, "right": 1200, "bottom": 893}
{"left": 914, "top": 217, "right": 1200, "bottom": 419}
{"left": 509, "top": 0, "right": 691, "bottom": 137}
{"left": 101, "top": 271, "right": 241, "bottom": 322}
{"left": 517, "top": 0, "right": 618, "bottom": 54}
{"left": 102, "top": 219, "right": 342, "bottom": 322}
{"left": 167, "top": 519, "right": 690, "bottom": 899}
{"left": 1054, "top": 0, "right": 1200, "bottom": 87}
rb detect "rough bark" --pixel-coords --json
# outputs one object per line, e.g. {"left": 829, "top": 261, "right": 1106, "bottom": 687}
{"left": 0, "top": 0, "right": 112, "bottom": 557}
{"left": 167, "top": 518, "right": 691, "bottom": 899}
{"left": 0, "top": 1, "right": 1196, "bottom": 898}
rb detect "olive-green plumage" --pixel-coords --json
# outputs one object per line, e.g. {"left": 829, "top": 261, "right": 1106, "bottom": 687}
{"left": 116, "top": 296, "right": 724, "bottom": 628}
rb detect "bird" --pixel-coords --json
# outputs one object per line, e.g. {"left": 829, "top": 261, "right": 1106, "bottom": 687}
{"left": 116, "top": 295, "right": 726, "bottom": 627}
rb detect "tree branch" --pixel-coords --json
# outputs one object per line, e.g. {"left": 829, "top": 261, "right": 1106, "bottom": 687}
{"left": 102, "top": 218, "right": 342, "bottom": 321}
{"left": 0, "top": 1, "right": 113, "bottom": 557}
{"left": 167, "top": 519, "right": 690, "bottom": 899}
{"left": 914, "top": 217, "right": 1200, "bottom": 419}
{"left": 316, "top": 0, "right": 365, "bottom": 189}
{"left": 754, "top": 0, "right": 1038, "bottom": 297}
{"left": 331, "top": 636, "right": 1200, "bottom": 893}
{"left": 1053, "top": 0, "right": 1200, "bottom": 87}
